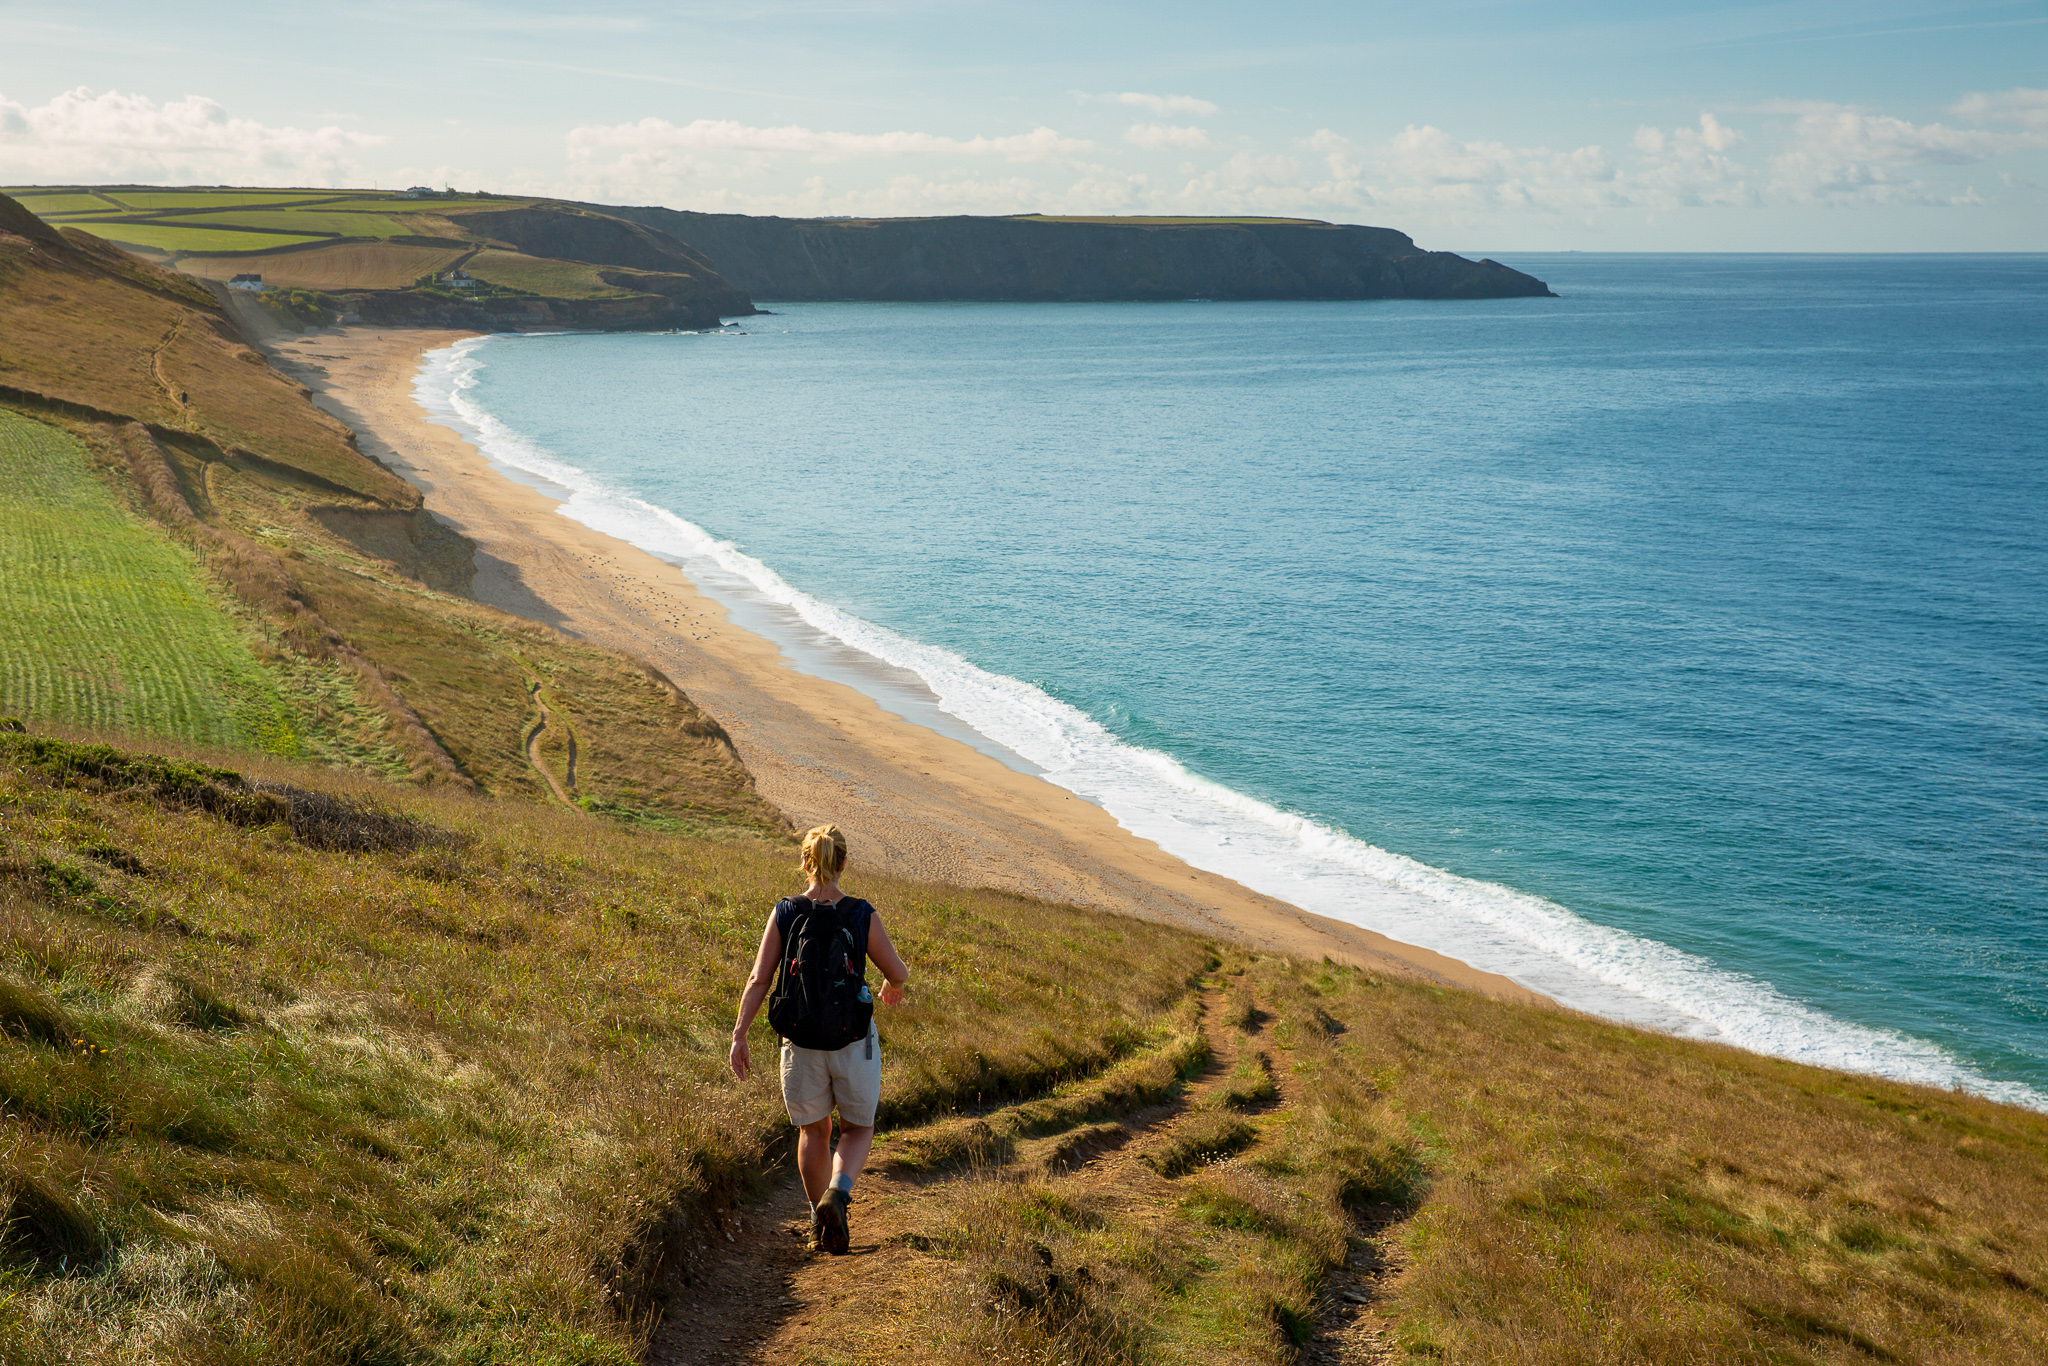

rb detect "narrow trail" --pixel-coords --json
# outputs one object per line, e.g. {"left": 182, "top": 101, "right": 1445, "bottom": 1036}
{"left": 148, "top": 318, "right": 190, "bottom": 422}
{"left": 645, "top": 980, "right": 1409, "bottom": 1366}
{"left": 522, "top": 677, "right": 577, "bottom": 806}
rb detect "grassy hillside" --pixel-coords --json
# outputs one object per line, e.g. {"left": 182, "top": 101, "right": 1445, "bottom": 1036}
{"left": 2, "top": 190, "right": 782, "bottom": 829}
{"left": 2, "top": 186, "right": 753, "bottom": 330}
{"left": 0, "top": 193, "right": 415, "bottom": 506}
{"left": 2, "top": 732, "right": 2042, "bottom": 1366}
{"left": 0, "top": 730, "right": 1207, "bottom": 1366}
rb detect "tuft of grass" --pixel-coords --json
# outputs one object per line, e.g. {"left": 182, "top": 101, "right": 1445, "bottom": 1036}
{"left": 1211, "top": 1049, "right": 1277, "bottom": 1111}
{"left": 1, "top": 1169, "right": 111, "bottom": 1276}
{"left": 1005, "top": 1026, "right": 1209, "bottom": 1137}
{"left": 1146, "top": 1112, "right": 1258, "bottom": 1178}
{"left": 886, "top": 1118, "right": 1016, "bottom": 1175}
{"left": 0, "top": 974, "right": 72, "bottom": 1048}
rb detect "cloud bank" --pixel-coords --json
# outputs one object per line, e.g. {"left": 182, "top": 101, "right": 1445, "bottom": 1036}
{"left": 0, "top": 87, "right": 381, "bottom": 185}
{"left": 568, "top": 117, "right": 1088, "bottom": 163}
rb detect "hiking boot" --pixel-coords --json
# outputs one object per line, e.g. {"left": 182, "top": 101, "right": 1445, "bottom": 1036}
{"left": 806, "top": 1202, "right": 825, "bottom": 1252}
{"left": 818, "top": 1188, "right": 850, "bottom": 1256}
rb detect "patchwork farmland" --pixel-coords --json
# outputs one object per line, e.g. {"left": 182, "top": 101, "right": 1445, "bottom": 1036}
{"left": 2, "top": 184, "right": 754, "bottom": 329}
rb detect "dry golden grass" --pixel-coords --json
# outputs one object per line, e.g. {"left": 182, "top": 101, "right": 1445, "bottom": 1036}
{"left": 0, "top": 731, "right": 1212, "bottom": 1365}
{"left": 728, "top": 952, "right": 2047, "bottom": 1366}
{"left": 1241, "top": 955, "right": 2048, "bottom": 1365}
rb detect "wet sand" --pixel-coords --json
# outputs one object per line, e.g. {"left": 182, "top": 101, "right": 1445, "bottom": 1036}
{"left": 265, "top": 324, "right": 1546, "bottom": 1005}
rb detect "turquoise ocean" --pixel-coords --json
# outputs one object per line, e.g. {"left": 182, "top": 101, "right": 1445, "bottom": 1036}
{"left": 416, "top": 255, "right": 2048, "bottom": 1108}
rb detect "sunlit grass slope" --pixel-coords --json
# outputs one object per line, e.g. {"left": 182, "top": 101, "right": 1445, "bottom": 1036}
{"left": 0, "top": 731, "right": 1209, "bottom": 1365}
{"left": 0, "top": 200, "right": 415, "bottom": 506}
{"left": 0, "top": 412, "right": 294, "bottom": 750}
{"left": 784, "top": 958, "right": 2048, "bottom": 1366}
{"left": 4, "top": 731, "right": 2040, "bottom": 1366}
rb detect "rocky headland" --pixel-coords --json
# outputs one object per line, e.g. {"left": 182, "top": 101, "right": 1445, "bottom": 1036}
{"left": 591, "top": 209, "right": 1557, "bottom": 302}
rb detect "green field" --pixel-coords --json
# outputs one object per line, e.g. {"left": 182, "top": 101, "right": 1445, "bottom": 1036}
{"left": 2, "top": 191, "right": 119, "bottom": 214}
{"left": 104, "top": 190, "right": 358, "bottom": 210}
{"left": 348, "top": 195, "right": 527, "bottom": 213}
{"left": 0, "top": 411, "right": 297, "bottom": 750}
{"left": 464, "top": 249, "right": 631, "bottom": 298}
{"left": 65, "top": 222, "right": 326, "bottom": 253}
{"left": 173, "top": 208, "right": 415, "bottom": 237}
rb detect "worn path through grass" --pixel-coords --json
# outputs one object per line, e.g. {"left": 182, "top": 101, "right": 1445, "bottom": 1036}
{"left": 649, "top": 973, "right": 1404, "bottom": 1366}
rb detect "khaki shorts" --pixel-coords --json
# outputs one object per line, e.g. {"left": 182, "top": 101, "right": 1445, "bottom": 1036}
{"left": 780, "top": 1027, "right": 881, "bottom": 1127}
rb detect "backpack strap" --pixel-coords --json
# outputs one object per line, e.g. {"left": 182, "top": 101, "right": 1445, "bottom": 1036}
{"left": 843, "top": 898, "right": 874, "bottom": 970}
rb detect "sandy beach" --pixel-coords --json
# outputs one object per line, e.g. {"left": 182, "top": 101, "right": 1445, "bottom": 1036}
{"left": 263, "top": 323, "right": 1543, "bottom": 1004}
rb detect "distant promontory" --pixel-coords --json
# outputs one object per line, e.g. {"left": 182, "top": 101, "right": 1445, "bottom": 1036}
{"left": 588, "top": 209, "right": 1556, "bottom": 303}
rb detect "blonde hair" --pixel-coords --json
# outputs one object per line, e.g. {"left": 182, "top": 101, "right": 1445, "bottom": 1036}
{"left": 800, "top": 824, "right": 847, "bottom": 884}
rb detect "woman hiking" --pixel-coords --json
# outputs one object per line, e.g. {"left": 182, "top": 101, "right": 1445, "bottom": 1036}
{"left": 730, "top": 824, "right": 909, "bottom": 1255}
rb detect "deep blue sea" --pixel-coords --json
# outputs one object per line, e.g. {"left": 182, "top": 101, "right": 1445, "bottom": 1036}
{"left": 418, "top": 255, "right": 2048, "bottom": 1108}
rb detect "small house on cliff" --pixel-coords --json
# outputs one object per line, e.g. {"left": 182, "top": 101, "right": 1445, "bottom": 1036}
{"left": 228, "top": 273, "right": 263, "bottom": 291}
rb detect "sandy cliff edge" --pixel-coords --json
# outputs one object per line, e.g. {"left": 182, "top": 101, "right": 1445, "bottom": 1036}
{"left": 263, "top": 324, "right": 1545, "bottom": 1005}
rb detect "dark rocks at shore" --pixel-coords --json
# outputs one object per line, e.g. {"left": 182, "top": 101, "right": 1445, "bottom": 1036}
{"left": 587, "top": 209, "right": 1557, "bottom": 303}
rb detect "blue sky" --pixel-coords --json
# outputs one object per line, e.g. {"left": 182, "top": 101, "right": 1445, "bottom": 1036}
{"left": 4, "top": 0, "right": 2045, "bottom": 248}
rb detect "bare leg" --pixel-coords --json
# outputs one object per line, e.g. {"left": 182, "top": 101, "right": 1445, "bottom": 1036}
{"left": 797, "top": 1117, "right": 834, "bottom": 1206}
{"left": 831, "top": 1123, "right": 876, "bottom": 1184}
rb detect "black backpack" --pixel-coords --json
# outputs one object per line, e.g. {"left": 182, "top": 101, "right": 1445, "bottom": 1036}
{"left": 766, "top": 897, "right": 875, "bottom": 1052}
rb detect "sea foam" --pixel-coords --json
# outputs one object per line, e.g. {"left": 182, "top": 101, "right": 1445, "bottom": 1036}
{"left": 414, "top": 335, "right": 2046, "bottom": 1112}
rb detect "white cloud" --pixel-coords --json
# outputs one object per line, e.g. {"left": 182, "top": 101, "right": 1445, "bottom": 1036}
{"left": 1768, "top": 104, "right": 2048, "bottom": 203}
{"left": 1100, "top": 91, "right": 1218, "bottom": 117}
{"left": 0, "top": 87, "right": 381, "bottom": 186}
{"left": 567, "top": 117, "right": 1089, "bottom": 166}
{"left": 1950, "top": 87, "right": 2048, "bottom": 130}
{"left": 571, "top": 89, "right": 2048, "bottom": 223}
{"left": 1124, "top": 123, "right": 1211, "bottom": 151}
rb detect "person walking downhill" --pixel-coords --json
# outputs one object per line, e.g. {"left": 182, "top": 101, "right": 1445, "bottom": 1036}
{"left": 730, "top": 824, "right": 909, "bottom": 1255}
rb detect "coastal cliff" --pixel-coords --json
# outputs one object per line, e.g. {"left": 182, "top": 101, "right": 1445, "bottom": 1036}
{"left": 589, "top": 209, "right": 1556, "bottom": 302}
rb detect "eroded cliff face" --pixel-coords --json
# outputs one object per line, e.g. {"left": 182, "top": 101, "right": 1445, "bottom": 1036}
{"left": 590, "top": 210, "right": 1556, "bottom": 302}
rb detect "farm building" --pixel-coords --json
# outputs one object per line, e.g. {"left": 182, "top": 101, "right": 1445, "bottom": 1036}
{"left": 228, "top": 274, "right": 264, "bottom": 291}
{"left": 439, "top": 270, "right": 478, "bottom": 290}
{"left": 401, "top": 186, "right": 435, "bottom": 199}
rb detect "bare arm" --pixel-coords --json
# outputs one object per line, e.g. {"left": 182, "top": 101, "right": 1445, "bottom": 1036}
{"left": 868, "top": 913, "right": 910, "bottom": 1007}
{"left": 729, "top": 910, "right": 782, "bottom": 1080}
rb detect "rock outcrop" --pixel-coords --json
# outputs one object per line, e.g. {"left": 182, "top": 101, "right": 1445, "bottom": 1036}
{"left": 589, "top": 210, "right": 1555, "bottom": 302}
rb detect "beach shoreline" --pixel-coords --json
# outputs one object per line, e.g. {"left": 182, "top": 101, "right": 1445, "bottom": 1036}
{"left": 265, "top": 322, "right": 1547, "bottom": 1005}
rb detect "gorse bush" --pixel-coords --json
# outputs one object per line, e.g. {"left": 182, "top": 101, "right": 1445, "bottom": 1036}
{"left": 259, "top": 288, "right": 344, "bottom": 328}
